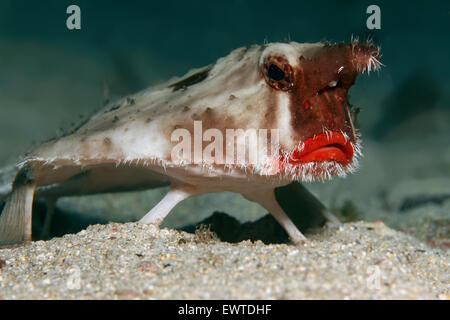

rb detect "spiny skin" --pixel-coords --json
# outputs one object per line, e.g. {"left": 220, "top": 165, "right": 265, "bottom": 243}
{"left": 0, "top": 40, "right": 380, "bottom": 245}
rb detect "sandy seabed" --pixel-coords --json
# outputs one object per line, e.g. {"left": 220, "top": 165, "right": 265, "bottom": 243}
{"left": 0, "top": 221, "right": 448, "bottom": 300}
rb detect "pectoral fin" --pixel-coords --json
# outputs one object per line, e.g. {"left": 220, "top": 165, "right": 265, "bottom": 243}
{"left": 0, "top": 170, "right": 36, "bottom": 246}
{"left": 244, "top": 188, "right": 307, "bottom": 244}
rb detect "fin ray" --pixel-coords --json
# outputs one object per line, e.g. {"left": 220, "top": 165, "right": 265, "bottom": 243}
{"left": 0, "top": 180, "right": 36, "bottom": 246}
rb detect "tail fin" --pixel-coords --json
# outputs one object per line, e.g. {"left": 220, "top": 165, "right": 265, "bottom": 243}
{"left": 0, "top": 169, "right": 36, "bottom": 246}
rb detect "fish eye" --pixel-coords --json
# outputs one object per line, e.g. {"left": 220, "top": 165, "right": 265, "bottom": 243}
{"left": 262, "top": 56, "right": 293, "bottom": 91}
{"left": 268, "top": 64, "right": 285, "bottom": 81}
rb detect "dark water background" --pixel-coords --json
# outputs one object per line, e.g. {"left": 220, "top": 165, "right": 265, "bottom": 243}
{"left": 0, "top": 0, "right": 448, "bottom": 154}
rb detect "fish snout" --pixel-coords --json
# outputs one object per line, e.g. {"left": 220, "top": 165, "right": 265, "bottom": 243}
{"left": 350, "top": 41, "right": 382, "bottom": 74}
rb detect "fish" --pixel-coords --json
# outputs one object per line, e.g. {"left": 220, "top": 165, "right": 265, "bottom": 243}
{"left": 0, "top": 39, "right": 381, "bottom": 245}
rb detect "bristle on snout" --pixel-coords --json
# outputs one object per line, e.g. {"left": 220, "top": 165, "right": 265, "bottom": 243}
{"left": 350, "top": 40, "right": 382, "bottom": 74}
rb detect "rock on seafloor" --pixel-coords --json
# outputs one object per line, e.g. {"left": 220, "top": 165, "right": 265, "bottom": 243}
{"left": 0, "top": 221, "right": 448, "bottom": 299}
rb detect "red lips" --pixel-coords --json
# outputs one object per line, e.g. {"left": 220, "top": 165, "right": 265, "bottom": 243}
{"left": 285, "top": 131, "right": 354, "bottom": 165}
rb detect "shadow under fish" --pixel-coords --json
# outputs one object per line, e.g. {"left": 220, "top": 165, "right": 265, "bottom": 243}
{"left": 1, "top": 182, "right": 338, "bottom": 244}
